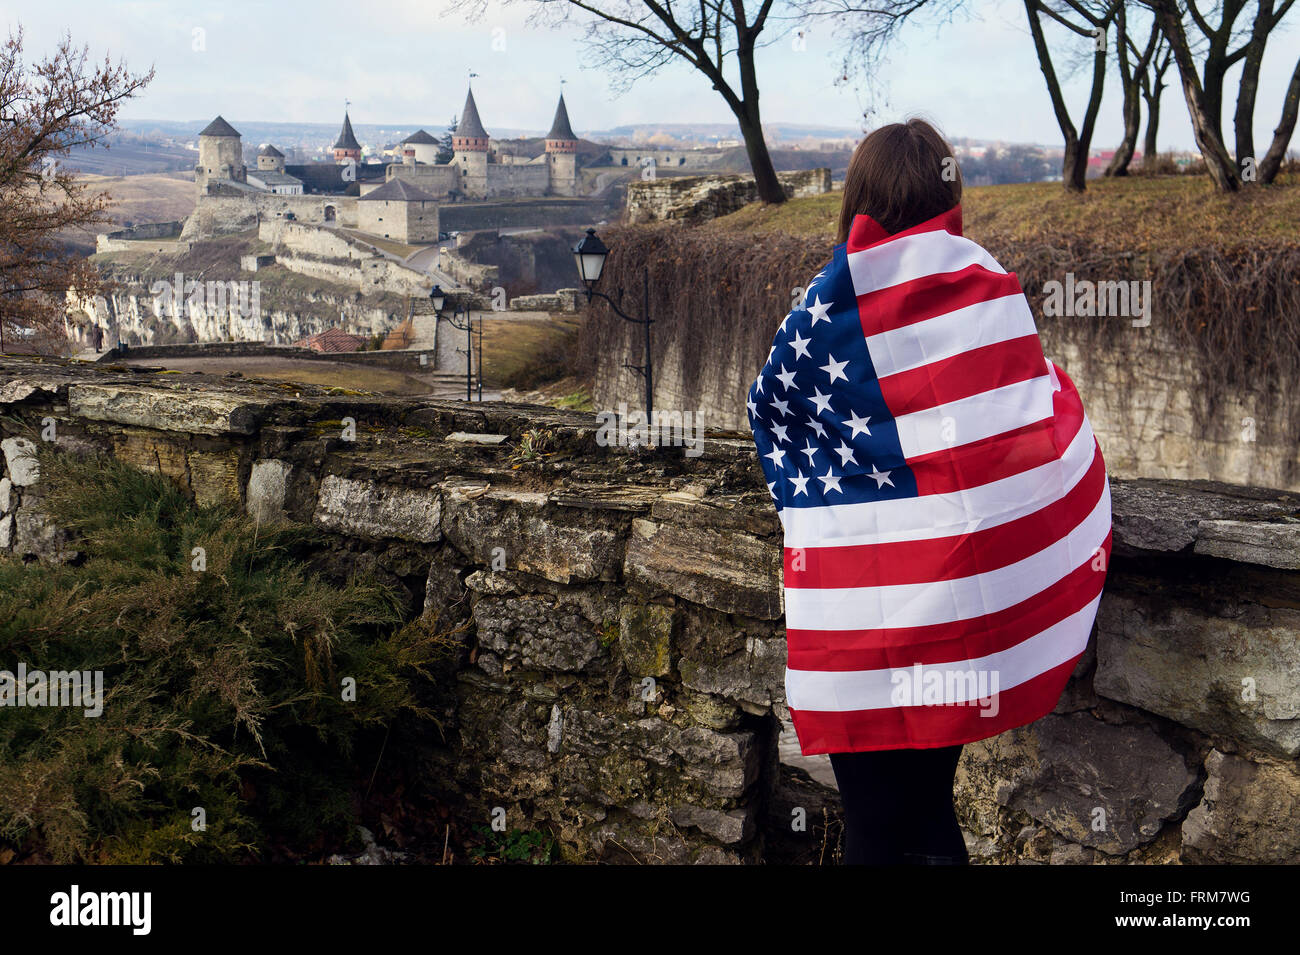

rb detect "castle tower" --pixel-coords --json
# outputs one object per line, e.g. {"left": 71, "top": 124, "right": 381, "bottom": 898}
{"left": 333, "top": 111, "right": 362, "bottom": 164}
{"left": 257, "top": 144, "right": 285, "bottom": 172}
{"left": 544, "top": 93, "right": 579, "bottom": 197}
{"left": 196, "top": 115, "right": 245, "bottom": 193}
{"left": 452, "top": 87, "right": 489, "bottom": 198}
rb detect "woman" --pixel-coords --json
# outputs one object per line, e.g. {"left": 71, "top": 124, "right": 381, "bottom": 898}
{"left": 747, "top": 119, "right": 1110, "bottom": 865}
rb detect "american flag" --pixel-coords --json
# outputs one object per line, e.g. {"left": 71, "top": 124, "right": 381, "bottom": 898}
{"left": 748, "top": 206, "right": 1111, "bottom": 755}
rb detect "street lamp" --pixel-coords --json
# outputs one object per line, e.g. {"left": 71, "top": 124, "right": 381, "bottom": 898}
{"left": 430, "top": 286, "right": 475, "bottom": 402}
{"left": 572, "top": 228, "right": 653, "bottom": 423}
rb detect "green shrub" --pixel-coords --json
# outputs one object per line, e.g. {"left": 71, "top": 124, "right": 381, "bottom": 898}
{"left": 0, "top": 448, "right": 452, "bottom": 863}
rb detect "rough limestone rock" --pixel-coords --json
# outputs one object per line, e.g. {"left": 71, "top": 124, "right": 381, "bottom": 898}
{"left": 1, "top": 437, "right": 39, "bottom": 486}
{"left": 958, "top": 713, "right": 1197, "bottom": 856}
{"left": 1181, "top": 750, "right": 1300, "bottom": 863}
{"left": 624, "top": 518, "right": 782, "bottom": 619}
{"left": 1095, "top": 594, "right": 1300, "bottom": 756}
{"left": 0, "top": 513, "right": 11, "bottom": 550}
{"left": 472, "top": 592, "right": 605, "bottom": 673}
{"left": 440, "top": 484, "right": 625, "bottom": 584}
{"left": 618, "top": 599, "right": 676, "bottom": 677}
{"left": 1194, "top": 519, "right": 1300, "bottom": 570}
{"left": 68, "top": 383, "right": 264, "bottom": 435}
{"left": 313, "top": 474, "right": 441, "bottom": 543}
{"left": 0, "top": 477, "right": 11, "bottom": 513}
{"left": 246, "top": 459, "right": 293, "bottom": 524}
{"left": 13, "top": 510, "right": 76, "bottom": 563}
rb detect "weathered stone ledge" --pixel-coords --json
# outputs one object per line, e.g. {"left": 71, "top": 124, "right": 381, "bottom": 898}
{"left": 3, "top": 354, "right": 1299, "bottom": 864}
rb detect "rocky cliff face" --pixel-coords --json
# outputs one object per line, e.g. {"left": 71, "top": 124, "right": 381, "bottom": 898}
{"left": 76, "top": 255, "right": 406, "bottom": 347}
{"left": 3, "top": 356, "right": 1299, "bottom": 864}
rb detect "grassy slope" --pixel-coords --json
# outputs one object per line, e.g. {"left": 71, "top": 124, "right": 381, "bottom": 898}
{"left": 705, "top": 173, "right": 1300, "bottom": 251}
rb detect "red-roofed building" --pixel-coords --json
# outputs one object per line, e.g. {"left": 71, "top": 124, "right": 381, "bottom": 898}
{"left": 292, "top": 327, "right": 367, "bottom": 353}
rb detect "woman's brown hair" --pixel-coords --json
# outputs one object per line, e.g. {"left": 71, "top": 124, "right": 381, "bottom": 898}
{"left": 836, "top": 118, "right": 963, "bottom": 245}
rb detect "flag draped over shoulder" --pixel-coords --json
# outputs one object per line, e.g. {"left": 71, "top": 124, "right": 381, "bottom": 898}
{"left": 747, "top": 206, "right": 1110, "bottom": 755}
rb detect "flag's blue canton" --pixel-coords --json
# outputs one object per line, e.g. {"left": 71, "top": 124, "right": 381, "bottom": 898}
{"left": 747, "top": 244, "right": 918, "bottom": 512}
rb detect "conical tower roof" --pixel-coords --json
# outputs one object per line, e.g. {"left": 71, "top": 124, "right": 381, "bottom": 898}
{"left": 457, "top": 88, "right": 489, "bottom": 140}
{"left": 334, "top": 111, "right": 361, "bottom": 151}
{"left": 199, "top": 115, "right": 241, "bottom": 138}
{"left": 545, "top": 94, "right": 577, "bottom": 141}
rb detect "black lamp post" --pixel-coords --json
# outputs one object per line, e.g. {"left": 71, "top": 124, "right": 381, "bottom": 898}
{"left": 573, "top": 228, "right": 653, "bottom": 422}
{"left": 430, "top": 284, "right": 474, "bottom": 402}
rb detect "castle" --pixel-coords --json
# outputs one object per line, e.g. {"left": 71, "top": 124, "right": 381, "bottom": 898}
{"left": 184, "top": 87, "right": 584, "bottom": 242}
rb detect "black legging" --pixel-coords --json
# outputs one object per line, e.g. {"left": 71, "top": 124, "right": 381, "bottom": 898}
{"left": 829, "top": 745, "right": 968, "bottom": 865}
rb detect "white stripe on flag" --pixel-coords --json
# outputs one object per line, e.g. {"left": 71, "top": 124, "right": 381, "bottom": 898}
{"left": 866, "top": 293, "right": 1038, "bottom": 379}
{"left": 893, "top": 375, "right": 1054, "bottom": 458}
{"left": 784, "top": 594, "right": 1102, "bottom": 712}
{"left": 780, "top": 417, "right": 1099, "bottom": 548}
{"left": 847, "top": 230, "right": 1005, "bottom": 296}
{"left": 784, "top": 485, "right": 1110, "bottom": 631}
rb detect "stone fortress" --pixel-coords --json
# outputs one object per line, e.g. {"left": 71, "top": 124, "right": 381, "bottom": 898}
{"left": 182, "top": 86, "right": 585, "bottom": 243}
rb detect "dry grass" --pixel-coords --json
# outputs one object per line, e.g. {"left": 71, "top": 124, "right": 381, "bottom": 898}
{"left": 120, "top": 356, "right": 434, "bottom": 395}
{"left": 706, "top": 173, "right": 1300, "bottom": 252}
{"left": 477, "top": 313, "right": 580, "bottom": 387}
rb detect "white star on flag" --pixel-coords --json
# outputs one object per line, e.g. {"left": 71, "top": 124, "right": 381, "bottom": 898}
{"left": 817, "top": 468, "right": 843, "bottom": 493}
{"left": 769, "top": 396, "right": 790, "bottom": 417}
{"left": 868, "top": 465, "right": 894, "bottom": 488}
{"left": 789, "top": 471, "right": 810, "bottom": 496}
{"left": 775, "top": 365, "right": 799, "bottom": 390}
{"left": 809, "top": 389, "right": 834, "bottom": 415}
{"left": 764, "top": 447, "right": 787, "bottom": 469}
{"left": 820, "top": 354, "right": 849, "bottom": 384}
{"left": 834, "top": 442, "right": 858, "bottom": 467}
{"left": 789, "top": 331, "right": 812, "bottom": 360}
{"left": 807, "top": 296, "right": 833, "bottom": 326}
{"left": 801, "top": 440, "right": 818, "bottom": 464}
{"left": 845, "top": 411, "right": 872, "bottom": 438}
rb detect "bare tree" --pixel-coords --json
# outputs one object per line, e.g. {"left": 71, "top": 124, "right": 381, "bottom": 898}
{"left": 1145, "top": 0, "right": 1297, "bottom": 187}
{"left": 0, "top": 28, "right": 152, "bottom": 353}
{"left": 1106, "top": 5, "right": 1164, "bottom": 175}
{"left": 1139, "top": 27, "right": 1174, "bottom": 164}
{"left": 467, "top": 0, "right": 792, "bottom": 203}
{"left": 1024, "top": 0, "right": 1124, "bottom": 191}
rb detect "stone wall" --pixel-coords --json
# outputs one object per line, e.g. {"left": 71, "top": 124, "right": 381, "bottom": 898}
{"left": 258, "top": 220, "right": 439, "bottom": 298}
{"left": 593, "top": 320, "right": 1300, "bottom": 492}
{"left": 3, "top": 355, "right": 1298, "bottom": 864}
{"left": 182, "top": 194, "right": 358, "bottom": 240}
{"left": 625, "top": 169, "right": 833, "bottom": 224}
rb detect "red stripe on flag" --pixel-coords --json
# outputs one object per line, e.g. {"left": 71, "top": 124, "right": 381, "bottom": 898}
{"left": 877, "top": 335, "right": 1048, "bottom": 416}
{"left": 787, "top": 654, "right": 1083, "bottom": 754}
{"left": 785, "top": 450, "right": 1107, "bottom": 589}
{"left": 786, "top": 530, "right": 1111, "bottom": 671}
{"left": 907, "top": 380, "right": 1087, "bottom": 496}
{"left": 856, "top": 268, "right": 1023, "bottom": 337}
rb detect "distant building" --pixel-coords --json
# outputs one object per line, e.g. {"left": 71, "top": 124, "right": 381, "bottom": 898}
{"left": 257, "top": 144, "right": 286, "bottom": 172}
{"left": 195, "top": 115, "right": 246, "bottom": 191}
{"left": 401, "top": 129, "right": 440, "bottom": 165}
{"left": 246, "top": 169, "right": 303, "bottom": 195}
{"left": 333, "top": 111, "right": 362, "bottom": 164}
{"left": 607, "top": 146, "right": 728, "bottom": 171}
{"left": 357, "top": 178, "right": 440, "bottom": 243}
{"left": 293, "top": 327, "right": 367, "bottom": 352}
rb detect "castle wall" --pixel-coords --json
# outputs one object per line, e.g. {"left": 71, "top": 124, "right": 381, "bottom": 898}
{"left": 483, "top": 162, "right": 549, "bottom": 199}
{"left": 182, "top": 194, "right": 357, "bottom": 240}
{"left": 548, "top": 152, "right": 578, "bottom": 196}
{"left": 386, "top": 163, "right": 460, "bottom": 198}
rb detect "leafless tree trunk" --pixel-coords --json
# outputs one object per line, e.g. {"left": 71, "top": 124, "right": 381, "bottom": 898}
{"left": 1147, "top": 0, "right": 1242, "bottom": 190}
{"left": 1107, "top": 6, "right": 1162, "bottom": 176}
{"left": 1025, "top": 0, "right": 1122, "bottom": 191}
{"left": 1140, "top": 40, "right": 1173, "bottom": 165}
{"left": 1259, "top": 53, "right": 1300, "bottom": 182}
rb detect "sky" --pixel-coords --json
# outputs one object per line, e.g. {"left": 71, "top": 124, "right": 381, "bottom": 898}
{"left": 4, "top": 0, "right": 1297, "bottom": 151}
